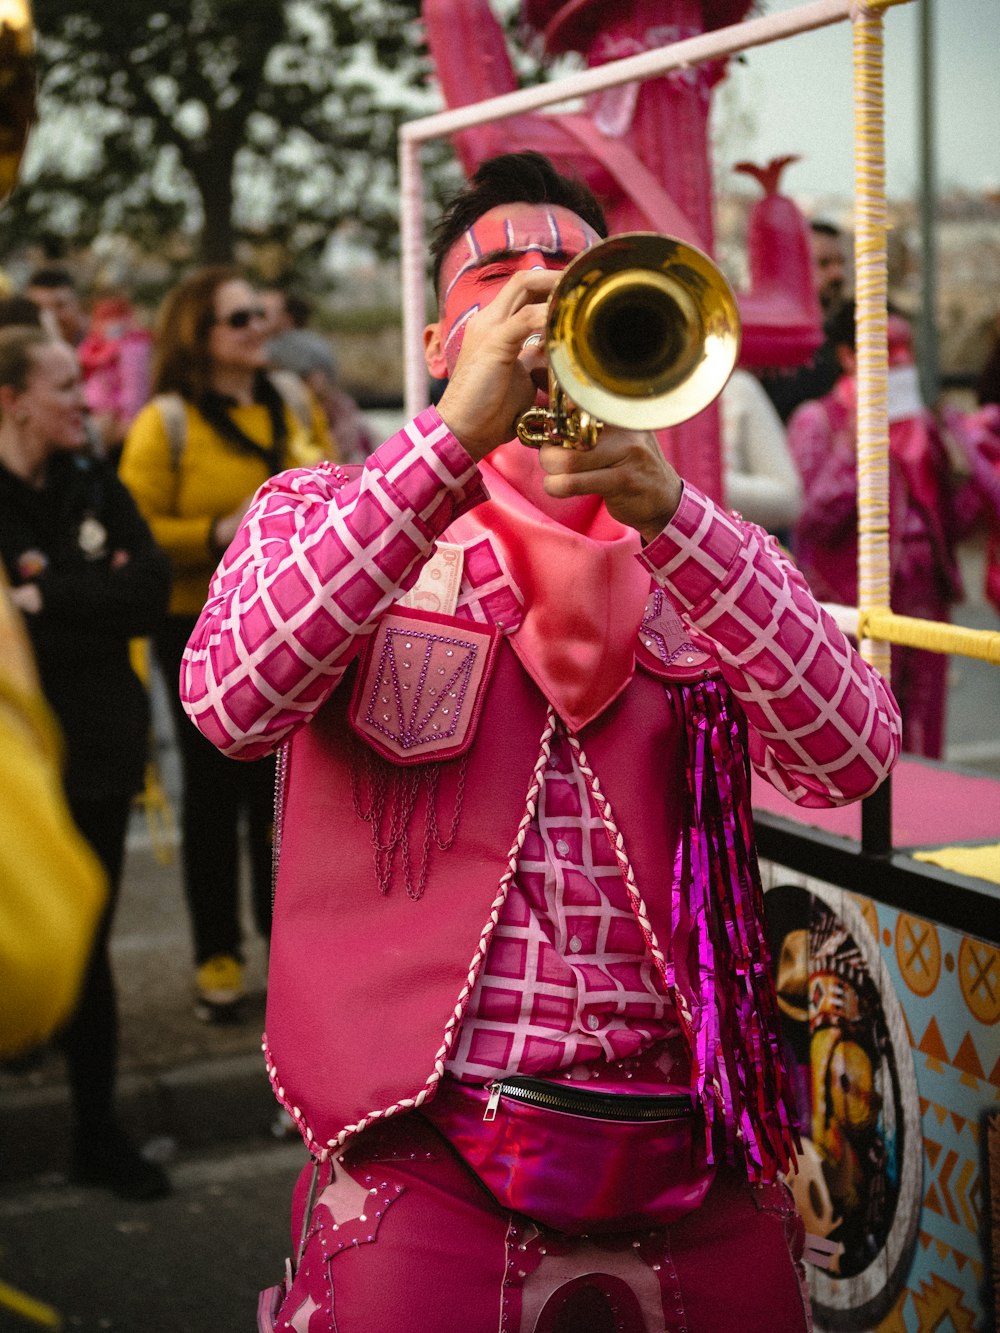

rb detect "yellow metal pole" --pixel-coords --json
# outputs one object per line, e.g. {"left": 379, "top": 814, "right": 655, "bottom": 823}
{"left": 857, "top": 609, "right": 1000, "bottom": 666}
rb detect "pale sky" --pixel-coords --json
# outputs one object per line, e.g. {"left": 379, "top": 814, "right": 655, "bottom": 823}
{"left": 721, "top": 0, "right": 999, "bottom": 204}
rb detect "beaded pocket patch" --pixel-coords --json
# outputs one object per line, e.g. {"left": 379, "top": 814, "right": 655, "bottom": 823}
{"left": 348, "top": 607, "right": 500, "bottom": 765}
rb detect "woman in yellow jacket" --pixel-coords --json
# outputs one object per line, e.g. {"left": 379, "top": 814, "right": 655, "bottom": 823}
{"left": 120, "top": 266, "right": 336, "bottom": 1020}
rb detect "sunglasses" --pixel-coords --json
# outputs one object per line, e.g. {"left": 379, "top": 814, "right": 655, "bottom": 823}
{"left": 215, "top": 306, "right": 267, "bottom": 330}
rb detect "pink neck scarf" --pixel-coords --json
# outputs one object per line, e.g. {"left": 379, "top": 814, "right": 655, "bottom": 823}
{"left": 451, "top": 442, "right": 650, "bottom": 733}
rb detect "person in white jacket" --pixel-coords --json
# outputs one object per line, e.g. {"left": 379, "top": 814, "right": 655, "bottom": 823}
{"left": 720, "top": 368, "right": 802, "bottom": 540}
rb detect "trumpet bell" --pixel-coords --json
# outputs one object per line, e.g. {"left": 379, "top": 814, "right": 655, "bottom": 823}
{"left": 547, "top": 232, "right": 741, "bottom": 433}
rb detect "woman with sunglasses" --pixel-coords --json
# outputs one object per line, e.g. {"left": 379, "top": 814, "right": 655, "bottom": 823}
{"left": 119, "top": 266, "right": 335, "bottom": 1021}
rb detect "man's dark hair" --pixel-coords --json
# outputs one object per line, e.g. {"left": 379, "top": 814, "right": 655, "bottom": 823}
{"left": 0, "top": 294, "right": 44, "bottom": 328}
{"left": 977, "top": 329, "right": 1000, "bottom": 408}
{"left": 826, "top": 299, "right": 909, "bottom": 353}
{"left": 826, "top": 299, "right": 856, "bottom": 351}
{"left": 26, "top": 265, "right": 77, "bottom": 291}
{"left": 430, "top": 151, "right": 608, "bottom": 295}
{"left": 810, "top": 220, "right": 842, "bottom": 240}
{"left": 285, "top": 293, "right": 312, "bottom": 329}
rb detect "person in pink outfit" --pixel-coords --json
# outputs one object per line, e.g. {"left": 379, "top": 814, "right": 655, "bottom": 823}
{"left": 181, "top": 154, "right": 900, "bottom": 1332}
{"left": 973, "top": 323, "right": 1000, "bottom": 614}
{"left": 788, "top": 302, "right": 992, "bottom": 760}
{"left": 77, "top": 295, "right": 153, "bottom": 459}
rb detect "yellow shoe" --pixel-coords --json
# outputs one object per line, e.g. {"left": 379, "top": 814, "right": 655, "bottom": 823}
{"left": 194, "top": 954, "right": 245, "bottom": 1021}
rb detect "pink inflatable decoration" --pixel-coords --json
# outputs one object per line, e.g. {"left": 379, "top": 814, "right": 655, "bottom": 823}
{"left": 421, "top": 0, "right": 822, "bottom": 499}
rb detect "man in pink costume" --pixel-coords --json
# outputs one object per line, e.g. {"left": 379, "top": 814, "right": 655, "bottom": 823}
{"left": 181, "top": 154, "right": 899, "bottom": 1332}
{"left": 788, "top": 302, "right": 995, "bottom": 761}
{"left": 421, "top": 0, "right": 822, "bottom": 500}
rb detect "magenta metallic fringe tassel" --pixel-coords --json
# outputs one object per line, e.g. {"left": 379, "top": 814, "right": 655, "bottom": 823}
{"left": 675, "top": 678, "right": 799, "bottom": 1182}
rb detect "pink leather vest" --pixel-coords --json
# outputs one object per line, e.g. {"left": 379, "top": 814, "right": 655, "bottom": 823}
{"left": 264, "top": 609, "right": 795, "bottom": 1180}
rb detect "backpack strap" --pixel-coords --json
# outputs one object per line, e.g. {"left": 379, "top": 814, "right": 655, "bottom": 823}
{"left": 155, "top": 376, "right": 312, "bottom": 470}
{"left": 268, "top": 370, "right": 313, "bottom": 437}
{"left": 154, "top": 393, "right": 188, "bottom": 469}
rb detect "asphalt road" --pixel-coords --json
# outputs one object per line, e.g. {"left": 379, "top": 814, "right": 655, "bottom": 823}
{"left": 0, "top": 1138, "right": 306, "bottom": 1333}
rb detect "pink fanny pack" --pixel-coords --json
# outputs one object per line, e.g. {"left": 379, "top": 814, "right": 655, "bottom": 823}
{"left": 423, "top": 1073, "right": 715, "bottom": 1235}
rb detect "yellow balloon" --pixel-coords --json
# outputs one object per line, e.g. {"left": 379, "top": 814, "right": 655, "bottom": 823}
{"left": 0, "top": 0, "right": 35, "bottom": 206}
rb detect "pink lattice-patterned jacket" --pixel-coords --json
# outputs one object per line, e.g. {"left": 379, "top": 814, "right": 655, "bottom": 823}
{"left": 180, "top": 409, "right": 900, "bottom": 1178}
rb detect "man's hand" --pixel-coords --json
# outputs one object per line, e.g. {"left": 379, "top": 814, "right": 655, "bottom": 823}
{"left": 537, "top": 428, "right": 683, "bottom": 544}
{"left": 434, "top": 265, "right": 683, "bottom": 542}
{"left": 436, "top": 269, "right": 559, "bottom": 462}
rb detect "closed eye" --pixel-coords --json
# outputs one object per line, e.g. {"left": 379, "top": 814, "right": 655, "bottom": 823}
{"left": 475, "top": 263, "right": 516, "bottom": 283}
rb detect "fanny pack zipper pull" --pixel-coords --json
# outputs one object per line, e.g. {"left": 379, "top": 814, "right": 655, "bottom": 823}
{"left": 484, "top": 1083, "right": 502, "bottom": 1122}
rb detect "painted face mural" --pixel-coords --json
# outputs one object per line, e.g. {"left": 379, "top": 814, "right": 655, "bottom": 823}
{"left": 764, "top": 883, "right": 922, "bottom": 1330}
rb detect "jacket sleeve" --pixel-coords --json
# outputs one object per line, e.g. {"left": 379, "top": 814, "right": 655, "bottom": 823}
{"left": 719, "top": 371, "right": 802, "bottom": 532}
{"left": 180, "top": 409, "right": 485, "bottom": 760}
{"left": 640, "top": 484, "right": 901, "bottom": 807}
{"left": 34, "top": 466, "right": 171, "bottom": 640}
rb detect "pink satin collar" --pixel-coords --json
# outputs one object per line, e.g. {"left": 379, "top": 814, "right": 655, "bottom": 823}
{"left": 451, "top": 446, "right": 650, "bottom": 732}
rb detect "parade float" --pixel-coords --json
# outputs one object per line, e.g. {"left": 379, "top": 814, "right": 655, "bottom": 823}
{"left": 406, "top": 2, "right": 1000, "bottom": 1327}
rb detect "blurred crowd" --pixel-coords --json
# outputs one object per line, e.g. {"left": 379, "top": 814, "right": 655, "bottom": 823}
{"left": 1, "top": 223, "right": 999, "bottom": 1207}
{"left": 0, "top": 260, "right": 371, "bottom": 1201}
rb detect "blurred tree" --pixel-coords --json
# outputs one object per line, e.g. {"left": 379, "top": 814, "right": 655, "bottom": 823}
{"left": 8, "top": 0, "right": 459, "bottom": 268}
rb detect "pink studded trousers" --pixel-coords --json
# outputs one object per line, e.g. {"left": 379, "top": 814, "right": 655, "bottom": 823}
{"left": 261, "top": 1112, "right": 811, "bottom": 1333}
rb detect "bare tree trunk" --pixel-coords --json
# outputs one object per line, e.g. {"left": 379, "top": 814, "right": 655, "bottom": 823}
{"left": 192, "top": 150, "right": 238, "bottom": 263}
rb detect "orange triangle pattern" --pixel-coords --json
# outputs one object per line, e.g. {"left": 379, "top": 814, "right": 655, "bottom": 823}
{"left": 874, "top": 1289, "right": 909, "bottom": 1332}
{"left": 924, "top": 1138, "right": 942, "bottom": 1169}
{"left": 924, "top": 1182, "right": 943, "bottom": 1216}
{"left": 911, "top": 1274, "right": 978, "bottom": 1333}
{"left": 953, "top": 1033, "right": 986, "bottom": 1080}
{"left": 918, "top": 1017, "right": 949, "bottom": 1061}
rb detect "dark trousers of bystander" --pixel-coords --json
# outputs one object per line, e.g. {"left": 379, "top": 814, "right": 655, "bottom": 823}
{"left": 154, "top": 615, "right": 276, "bottom": 965}
{"left": 60, "top": 793, "right": 131, "bottom": 1141}
{"left": 60, "top": 792, "right": 170, "bottom": 1197}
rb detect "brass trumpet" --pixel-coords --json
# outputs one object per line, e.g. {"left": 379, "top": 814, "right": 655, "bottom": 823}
{"left": 516, "top": 232, "right": 741, "bottom": 450}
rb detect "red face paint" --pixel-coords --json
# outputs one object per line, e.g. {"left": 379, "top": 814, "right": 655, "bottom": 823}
{"left": 433, "top": 202, "right": 601, "bottom": 374}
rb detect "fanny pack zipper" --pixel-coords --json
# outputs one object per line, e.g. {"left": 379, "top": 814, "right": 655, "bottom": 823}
{"left": 484, "top": 1076, "right": 693, "bottom": 1123}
